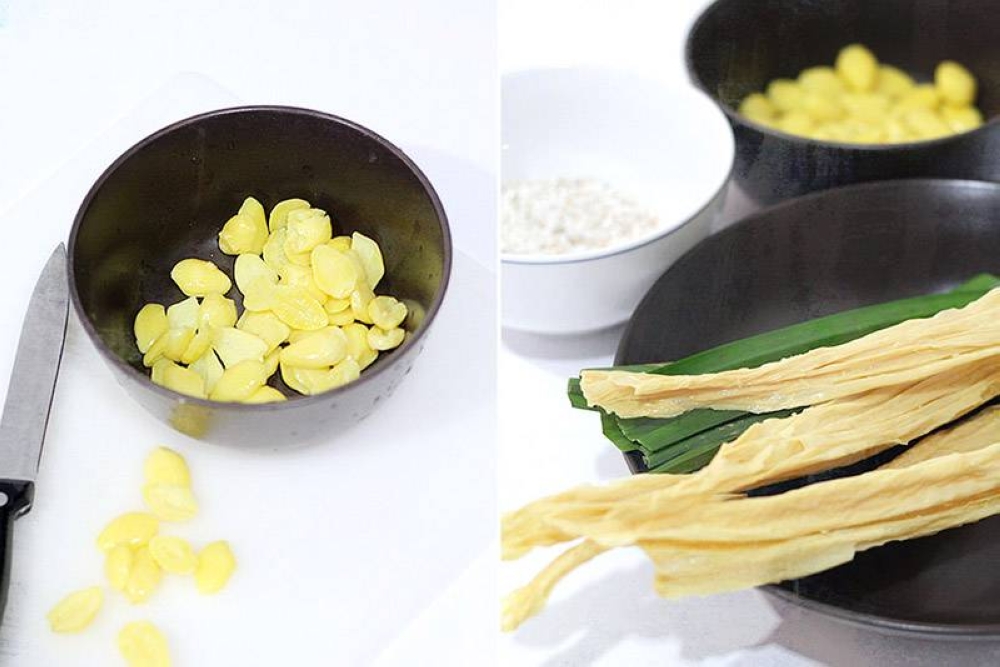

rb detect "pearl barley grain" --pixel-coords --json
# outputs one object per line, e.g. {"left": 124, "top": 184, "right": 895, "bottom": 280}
{"left": 501, "top": 178, "right": 660, "bottom": 255}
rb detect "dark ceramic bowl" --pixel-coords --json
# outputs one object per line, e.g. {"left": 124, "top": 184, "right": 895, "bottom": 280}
{"left": 68, "top": 106, "right": 451, "bottom": 447}
{"left": 617, "top": 178, "right": 1000, "bottom": 635}
{"left": 687, "top": 0, "right": 1000, "bottom": 205}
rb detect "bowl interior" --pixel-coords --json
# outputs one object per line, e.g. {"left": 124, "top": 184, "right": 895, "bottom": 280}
{"left": 70, "top": 107, "right": 448, "bottom": 398}
{"left": 617, "top": 178, "right": 1000, "bottom": 632}
{"left": 689, "top": 0, "right": 1000, "bottom": 119}
{"left": 500, "top": 68, "right": 734, "bottom": 259}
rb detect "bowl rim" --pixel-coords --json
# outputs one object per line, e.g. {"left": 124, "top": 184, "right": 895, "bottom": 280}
{"left": 684, "top": 0, "right": 1000, "bottom": 151}
{"left": 67, "top": 104, "right": 453, "bottom": 411}
{"left": 499, "top": 66, "right": 735, "bottom": 266}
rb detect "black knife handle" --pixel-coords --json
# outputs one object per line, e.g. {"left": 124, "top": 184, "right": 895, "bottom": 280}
{"left": 0, "top": 480, "right": 33, "bottom": 625}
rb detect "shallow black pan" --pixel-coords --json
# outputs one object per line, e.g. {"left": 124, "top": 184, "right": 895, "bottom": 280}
{"left": 615, "top": 178, "right": 1000, "bottom": 637}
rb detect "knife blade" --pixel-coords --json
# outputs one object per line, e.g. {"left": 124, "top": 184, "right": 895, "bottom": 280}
{"left": 0, "top": 244, "right": 69, "bottom": 622}
{"left": 0, "top": 244, "right": 69, "bottom": 489}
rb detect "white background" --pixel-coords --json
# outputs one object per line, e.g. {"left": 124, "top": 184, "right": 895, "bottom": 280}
{"left": 499, "top": 1, "right": 1000, "bottom": 666}
{"left": 7, "top": 1, "right": 1000, "bottom": 666}
{"left": 0, "top": 1, "right": 496, "bottom": 665}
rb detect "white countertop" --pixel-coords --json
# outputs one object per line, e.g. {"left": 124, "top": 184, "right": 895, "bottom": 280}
{"left": 0, "top": 2, "right": 496, "bottom": 665}
{"left": 499, "top": 1, "right": 1000, "bottom": 665}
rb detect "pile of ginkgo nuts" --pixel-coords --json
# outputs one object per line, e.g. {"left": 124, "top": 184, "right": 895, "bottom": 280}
{"left": 134, "top": 196, "right": 410, "bottom": 403}
{"left": 46, "top": 446, "right": 235, "bottom": 667}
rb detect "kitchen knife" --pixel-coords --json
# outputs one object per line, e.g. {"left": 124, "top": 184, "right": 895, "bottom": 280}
{"left": 0, "top": 245, "right": 69, "bottom": 621}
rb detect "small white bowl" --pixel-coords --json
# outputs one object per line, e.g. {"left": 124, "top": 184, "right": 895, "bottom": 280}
{"left": 501, "top": 67, "right": 735, "bottom": 334}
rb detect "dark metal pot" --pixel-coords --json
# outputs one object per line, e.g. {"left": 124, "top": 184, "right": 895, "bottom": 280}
{"left": 68, "top": 106, "right": 451, "bottom": 448}
{"left": 686, "top": 0, "right": 1000, "bottom": 205}
{"left": 616, "top": 178, "right": 1000, "bottom": 635}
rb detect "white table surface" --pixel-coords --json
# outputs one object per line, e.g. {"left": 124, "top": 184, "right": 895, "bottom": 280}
{"left": 499, "top": 1, "right": 1000, "bottom": 665}
{"left": 0, "top": 2, "right": 497, "bottom": 665}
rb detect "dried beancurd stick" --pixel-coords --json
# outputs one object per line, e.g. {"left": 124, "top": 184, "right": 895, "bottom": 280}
{"left": 507, "top": 509, "right": 981, "bottom": 631}
{"left": 647, "top": 492, "right": 1000, "bottom": 598}
{"left": 505, "top": 290, "right": 1000, "bottom": 630}
{"left": 501, "top": 475, "right": 671, "bottom": 560}
{"left": 503, "top": 443, "right": 1000, "bottom": 631}
{"left": 501, "top": 540, "right": 608, "bottom": 632}
{"left": 604, "top": 444, "right": 1000, "bottom": 544}
{"left": 581, "top": 289, "right": 1000, "bottom": 418}
{"left": 503, "top": 358, "right": 1000, "bottom": 558}
{"left": 689, "top": 358, "right": 1000, "bottom": 489}
{"left": 882, "top": 405, "right": 1000, "bottom": 470}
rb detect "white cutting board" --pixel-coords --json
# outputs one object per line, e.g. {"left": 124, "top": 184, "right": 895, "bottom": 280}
{"left": 0, "top": 73, "right": 496, "bottom": 665}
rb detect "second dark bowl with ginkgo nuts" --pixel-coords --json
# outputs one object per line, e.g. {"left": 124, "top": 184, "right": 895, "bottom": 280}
{"left": 68, "top": 106, "right": 452, "bottom": 447}
{"left": 687, "top": 0, "right": 1000, "bottom": 205}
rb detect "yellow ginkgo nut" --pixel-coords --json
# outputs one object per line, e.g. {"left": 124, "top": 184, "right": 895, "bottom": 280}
{"left": 212, "top": 327, "right": 269, "bottom": 367}
{"left": 368, "top": 326, "right": 405, "bottom": 351}
{"left": 124, "top": 547, "right": 162, "bottom": 604}
{"left": 47, "top": 586, "right": 103, "bottom": 633}
{"left": 144, "top": 447, "right": 191, "bottom": 486}
{"left": 118, "top": 620, "right": 171, "bottom": 667}
{"left": 268, "top": 198, "right": 311, "bottom": 232}
{"left": 148, "top": 535, "right": 198, "bottom": 574}
{"left": 368, "top": 296, "right": 408, "bottom": 330}
{"left": 170, "top": 259, "right": 232, "bottom": 297}
{"left": 97, "top": 512, "right": 159, "bottom": 552}
{"left": 209, "top": 360, "right": 268, "bottom": 402}
{"left": 237, "top": 311, "right": 290, "bottom": 352}
{"left": 143, "top": 483, "right": 198, "bottom": 522}
{"left": 271, "top": 285, "right": 329, "bottom": 331}
{"left": 134, "top": 304, "right": 168, "bottom": 354}
{"left": 279, "top": 327, "right": 348, "bottom": 369}
{"left": 311, "top": 245, "right": 360, "bottom": 299}
{"left": 195, "top": 541, "right": 237, "bottom": 594}
{"left": 243, "top": 385, "right": 287, "bottom": 403}
{"left": 106, "top": 544, "right": 134, "bottom": 591}
{"left": 200, "top": 293, "right": 238, "bottom": 329}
